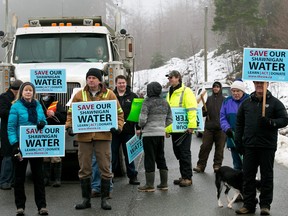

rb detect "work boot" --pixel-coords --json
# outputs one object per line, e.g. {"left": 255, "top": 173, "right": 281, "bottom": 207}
{"left": 129, "top": 176, "right": 140, "bottom": 185}
{"left": 138, "top": 172, "right": 155, "bottom": 192}
{"left": 235, "top": 207, "right": 256, "bottom": 214}
{"left": 179, "top": 178, "right": 192, "bottom": 187}
{"left": 157, "top": 169, "right": 168, "bottom": 191}
{"left": 173, "top": 178, "right": 182, "bottom": 185}
{"left": 101, "top": 179, "right": 112, "bottom": 210}
{"left": 193, "top": 166, "right": 204, "bottom": 173}
{"left": 75, "top": 178, "right": 91, "bottom": 210}
{"left": 260, "top": 208, "right": 270, "bottom": 215}
{"left": 52, "top": 162, "right": 62, "bottom": 187}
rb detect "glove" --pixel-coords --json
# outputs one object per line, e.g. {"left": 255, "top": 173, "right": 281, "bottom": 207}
{"left": 259, "top": 117, "right": 273, "bottom": 128}
{"left": 37, "top": 120, "right": 46, "bottom": 130}
{"left": 110, "top": 127, "right": 121, "bottom": 135}
{"left": 66, "top": 127, "right": 76, "bottom": 136}
{"left": 202, "top": 111, "right": 208, "bottom": 117}
{"left": 225, "top": 128, "right": 234, "bottom": 138}
{"left": 12, "top": 142, "right": 20, "bottom": 156}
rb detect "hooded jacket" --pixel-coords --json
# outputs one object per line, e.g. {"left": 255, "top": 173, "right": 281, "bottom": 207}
{"left": 139, "top": 82, "right": 173, "bottom": 136}
{"left": 204, "top": 82, "right": 225, "bottom": 130}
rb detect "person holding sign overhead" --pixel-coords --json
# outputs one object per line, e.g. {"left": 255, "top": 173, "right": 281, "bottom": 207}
{"left": 234, "top": 81, "right": 288, "bottom": 215}
{"left": 7, "top": 82, "right": 48, "bottom": 216}
{"left": 165, "top": 70, "right": 197, "bottom": 187}
{"left": 193, "top": 81, "right": 226, "bottom": 173}
{"left": 138, "top": 81, "right": 172, "bottom": 192}
{"left": 65, "top": 68, "right": 124, "bottom": 211}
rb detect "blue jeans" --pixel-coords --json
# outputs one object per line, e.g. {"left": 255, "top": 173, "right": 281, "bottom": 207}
{"left": 0, "top": 156, "right": 14, "bottom": 188}
{"left": 91, "top": 152, "right": 113, "bottom": 192}
{"left": 111, "top": 133, "right": 138, "bottom": 179}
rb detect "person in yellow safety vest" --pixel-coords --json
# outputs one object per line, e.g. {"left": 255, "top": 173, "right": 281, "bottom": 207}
{"left": 65, "top": 68, "right": 124, "bottom": 211}
{"left": 40, "top": 93, "right": 67, "bottom": 187}
{"left": 165, "top": 70, "right": 197, "bottom": 187}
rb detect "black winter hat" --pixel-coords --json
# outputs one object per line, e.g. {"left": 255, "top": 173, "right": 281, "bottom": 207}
{"left": 10, "top": 80, "right": 23, "bottom": 90}
{"left": 86, "top": 68, "right": 103, "bottom": 81}
{"left": 147, "top": 81, "right": 162, "bottom": 97}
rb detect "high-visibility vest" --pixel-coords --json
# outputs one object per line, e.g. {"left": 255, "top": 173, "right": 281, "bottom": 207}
{"left": 47, "top": 101, "right": 58, "bottom": 112}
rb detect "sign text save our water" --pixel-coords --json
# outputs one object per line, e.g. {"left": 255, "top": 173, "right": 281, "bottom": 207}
{"left": 72, "top": 100, "right": 118, "bottom": 133}
{"left": 242, "top": 48, "right": 288, "bottom": 82}
{"left": 20, "top": 125, "right": 65, "bottom": 158}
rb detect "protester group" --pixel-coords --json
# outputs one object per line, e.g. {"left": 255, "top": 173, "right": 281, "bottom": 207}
{"left": 0, "top": 67, "right": 287, "bottom": 216}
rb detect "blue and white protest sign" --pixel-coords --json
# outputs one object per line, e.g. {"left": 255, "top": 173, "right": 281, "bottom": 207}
{"left": 242, "top": 48, "right": 288, "bottom": 82}
{"left": 72, "top": 100, "right": 118, "bottom": 133}
{"left": 126, "top": 134, "right": 143, "bottom": 164}
{"left": 19, "top": 125, "right": 65, "bottom": 158}
{"left": 30, "top": 69, "right": 67, "bottom": 93}
{"left": 171, "top": 108, "right": 204, "bottom": 132}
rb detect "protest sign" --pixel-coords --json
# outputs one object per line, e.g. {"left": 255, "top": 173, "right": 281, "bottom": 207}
{"left": 171, "top": 107, "right": 204, "bottom": 132}
{"left": 20, "top": 125, "right": 65, "bottom": 158}
{"left": 126, "top": 134, "right": 143, "bottom": 164}
{"left": 72, "top": 100, "right": 117, "bottom": 133}
{"left": 30, "top": 69, "right": 67, "bottom": 93}
{"left": 242, "top": 48, "right": 288, "bottom": 82}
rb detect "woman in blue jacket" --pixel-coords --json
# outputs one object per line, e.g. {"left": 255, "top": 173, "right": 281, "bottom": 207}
{"left": 220, "top": 80, "right": 249, "bottom": 170}
{"left": 8, "top": 82, "right": 48, "bottom": 216}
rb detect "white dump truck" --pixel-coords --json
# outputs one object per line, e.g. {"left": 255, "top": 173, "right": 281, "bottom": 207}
{"left": 0, "top": 16, "right": 135, "bottom": 154}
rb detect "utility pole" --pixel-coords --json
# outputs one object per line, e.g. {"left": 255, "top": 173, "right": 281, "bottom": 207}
{"left": 204, "top": 6, "right": 208, "bottom": 82}
{"left": 4, "top": 0, "right": 9, "bottom": 63}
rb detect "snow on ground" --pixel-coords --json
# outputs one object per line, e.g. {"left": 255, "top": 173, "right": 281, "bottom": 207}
{"left": 133, "top": 49, "right": 288, "bottom": 168}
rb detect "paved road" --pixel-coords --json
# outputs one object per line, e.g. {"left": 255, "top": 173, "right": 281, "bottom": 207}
{"left": 1, "top": 135, "right": 288, "bottom": 216}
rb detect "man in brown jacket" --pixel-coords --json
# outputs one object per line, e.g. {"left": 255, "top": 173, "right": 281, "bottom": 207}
{"left": 65, "top": 68, "right": 124, "bottom": 211}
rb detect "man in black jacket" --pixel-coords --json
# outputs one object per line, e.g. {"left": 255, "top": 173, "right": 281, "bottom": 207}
{"left": 235, "top": 81, "right": 288, "bottom": 215}
{"left": 193, "top": 81, "right": 226, "bottom": 173}
{"left": 111, "top": 75, "right": 140, "bottom": 185}
{"left": 0, "top": 80, "right": 23, "bottom": 190}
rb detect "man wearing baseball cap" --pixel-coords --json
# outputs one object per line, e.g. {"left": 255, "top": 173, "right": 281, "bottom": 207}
{"left": 0, "top": 80, "right": 23, "bottom": 190}
{"left": 65, "top": 68, "right": 124, "bottom": 211}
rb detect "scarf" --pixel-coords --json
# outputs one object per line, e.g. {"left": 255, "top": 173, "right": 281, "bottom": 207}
{"left": 21, "top": 98, "right": 38, "bottom": 124}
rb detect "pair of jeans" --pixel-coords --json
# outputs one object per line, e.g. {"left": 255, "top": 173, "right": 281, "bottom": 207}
{"left": 0, "top": 156, "right": 14, "bottom": 188}
{"left": 111, "top": 133, "right": 138, "bottom": 179}
{"left": 91, "top": 152, "right": 113, "bottom": 192}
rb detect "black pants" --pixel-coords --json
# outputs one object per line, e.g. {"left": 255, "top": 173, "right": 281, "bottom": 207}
{"left": 171, "top": 133, "right": 192, "bottom": 179}
{"left": 243, "top": 147, "right": 275, "bottom": 210}
{"left": 143, "top": 136, "right": 168, "bottom": 172}
{"left": 14, "top": 158, "right": 46, "bottom": 210}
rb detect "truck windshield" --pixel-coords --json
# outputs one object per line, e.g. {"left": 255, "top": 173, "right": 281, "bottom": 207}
{"left": 13, "top": 33, "right": 109, "bottom": 63}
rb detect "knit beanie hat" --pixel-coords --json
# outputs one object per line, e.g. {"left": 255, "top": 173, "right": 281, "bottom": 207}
{"left": 10, "top": 80, "right": 23, "bottom": 90}
{"left": 86, "top": 68, "right": 103, "bottom": 81}
{"left": 231, "top": 80, "right": 246, "bottom": 92}
{"left": 19, "top": 82, "right": 36, "bottom": 98}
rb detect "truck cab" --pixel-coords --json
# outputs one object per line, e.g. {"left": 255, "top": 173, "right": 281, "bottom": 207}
{"left": 0, "top": 16, "right": 135, "bottom": 155}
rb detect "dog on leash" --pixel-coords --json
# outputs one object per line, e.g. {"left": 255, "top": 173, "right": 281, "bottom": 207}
{"left": 215, "top": 166, "right": 261, "bottom": 209}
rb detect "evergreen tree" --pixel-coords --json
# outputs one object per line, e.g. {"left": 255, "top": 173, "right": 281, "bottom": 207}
{"left": 212, "top": 0, "right": 266, "bottom": 50}
{"left": 150, "top": 52, "right": 165, "bottom": 69}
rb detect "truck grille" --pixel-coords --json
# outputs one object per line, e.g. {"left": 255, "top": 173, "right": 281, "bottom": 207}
{"left": 56, "top": 82, "right": 81, "bottom": 110}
